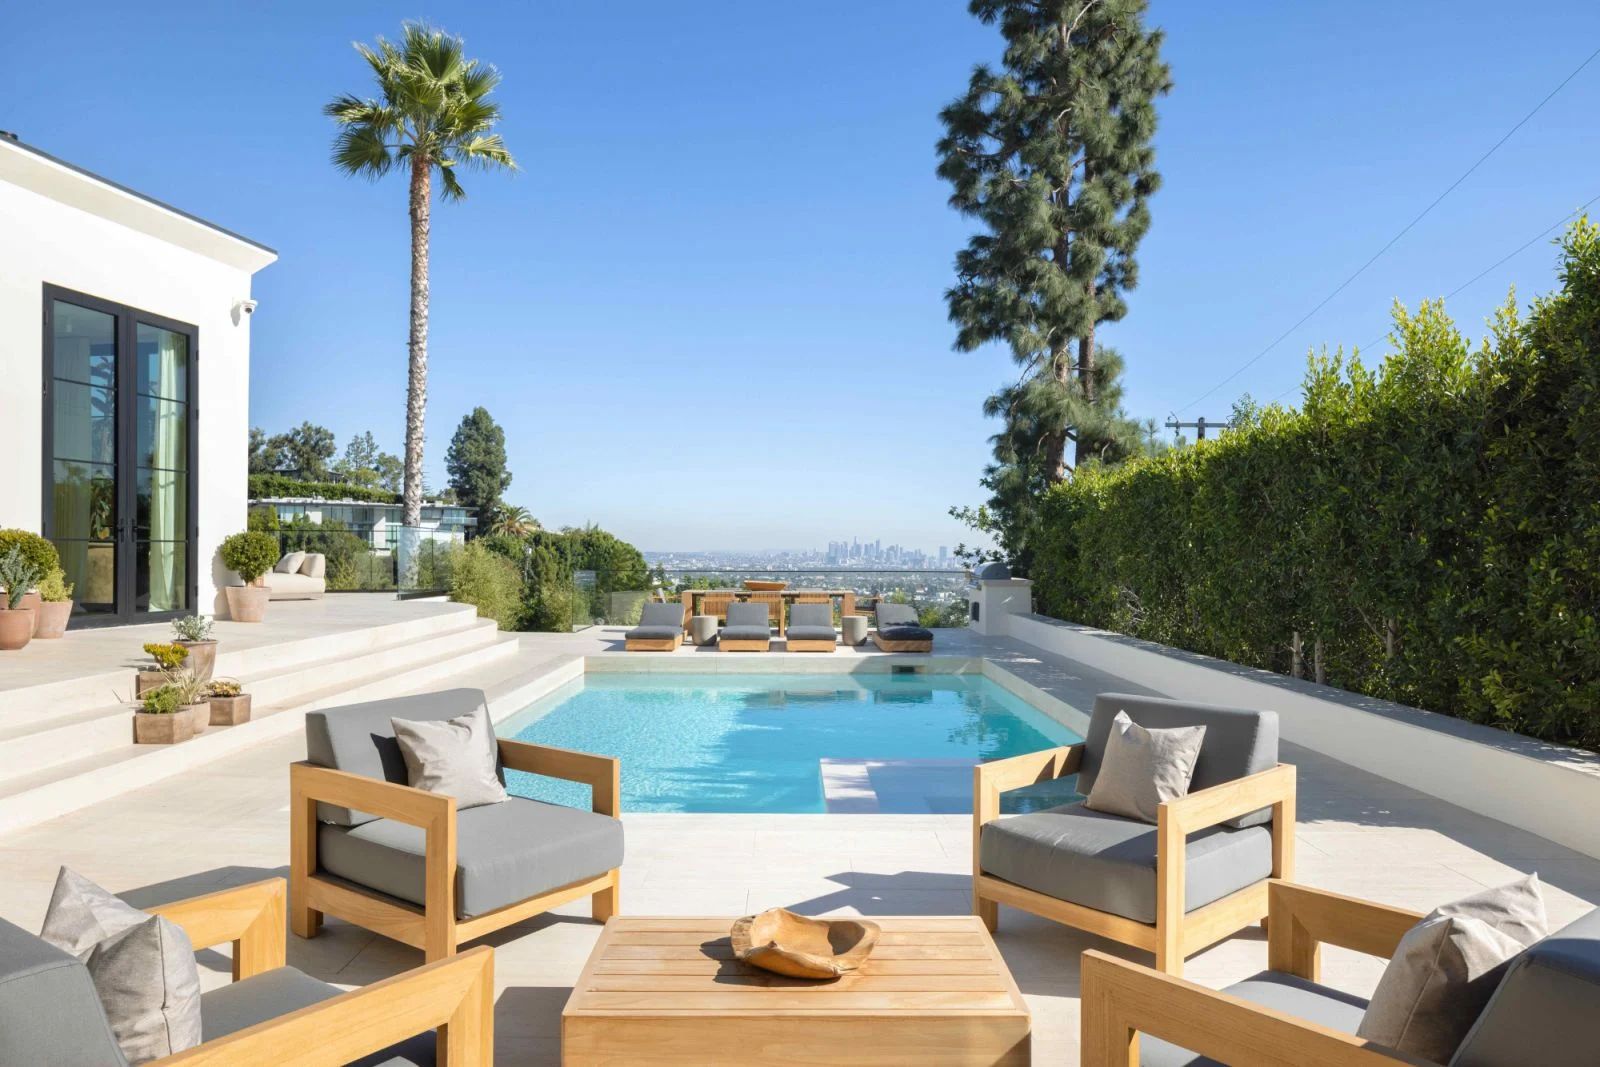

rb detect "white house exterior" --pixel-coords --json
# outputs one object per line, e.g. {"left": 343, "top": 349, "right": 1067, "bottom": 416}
{"left": 0, "top": 135, "right": 276, "bottom": 624}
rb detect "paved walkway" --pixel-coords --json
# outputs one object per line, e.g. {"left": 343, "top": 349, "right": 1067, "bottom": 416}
{"left": 1, "top": 630, "right": 1596, "bottom": 1064}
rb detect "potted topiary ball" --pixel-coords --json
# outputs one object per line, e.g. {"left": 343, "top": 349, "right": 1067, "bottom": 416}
{"left": 170, "top": 615, "right": 217, "bottom": 681}
{"left": 0, "top": 546, "right": 42, "bottom": 651}
{"left": 0, "top": 530, "right": 60, "bottom": 637}
{"left": 218, "top": 531, "right": 280, "bottom": 622}
{"left": 133, "top": 684, "right": 195, "bottom": 745}
{"left": 35, "top": 567, "right": 74, "bottom": 639}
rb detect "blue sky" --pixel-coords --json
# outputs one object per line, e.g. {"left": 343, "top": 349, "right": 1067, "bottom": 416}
{"left": 9, "top": 2, "right": 1600, "bottom": 552}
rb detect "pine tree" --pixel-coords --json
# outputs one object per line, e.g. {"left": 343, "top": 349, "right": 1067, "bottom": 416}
{"left": 938, "top": 0, "right": 1170, "bottom": 478}
{"left": 445, "top": 407, "right": 512, "bottom": 530}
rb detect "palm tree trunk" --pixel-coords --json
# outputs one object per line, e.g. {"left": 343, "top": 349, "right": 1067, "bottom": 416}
{"left": 404, "top": 156, "right": 431, "bottom": 528}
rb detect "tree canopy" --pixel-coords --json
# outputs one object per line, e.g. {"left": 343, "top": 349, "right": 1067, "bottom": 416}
{"left": 445, "top": 407, "right": 513, "bottom": 527}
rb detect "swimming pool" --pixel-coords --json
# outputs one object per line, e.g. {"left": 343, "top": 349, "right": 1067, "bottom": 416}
{"left": 499, "top": 672, "right": 1082, "bottom": 814}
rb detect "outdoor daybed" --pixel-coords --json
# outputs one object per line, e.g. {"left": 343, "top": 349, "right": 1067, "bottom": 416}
{"left": 625, "top": 601, "right": 687, "bottom": 651}
{"left": 263, "top": 551, "right": 327, "bottom": 600}
{"left": 872, "top": 602, "right": 934, "bottom": 651}
{"left": 784, "top": 602, "right": 838, "bottom": 652}
{"left": 719, "top": 602, "right": 772, "bottom": 651}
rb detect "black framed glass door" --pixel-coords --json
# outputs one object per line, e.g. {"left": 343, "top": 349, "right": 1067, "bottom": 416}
{"left": 43, "top": 286, "right": 198, "bottom": 625}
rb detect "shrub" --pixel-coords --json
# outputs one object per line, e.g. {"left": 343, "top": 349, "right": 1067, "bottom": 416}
{"left": 38, "top": 567, "right": 73, "bottom": 603}
{"left": 449, "top": 542, "right": 523, "bottom": 630}
{"left": 170, "top": 615, "right": 214, "bottom": 642}
{"left": 140, "top": 685, "right": 182, "bottom": 714}
{"left": 219, "top": 531, "right": 281, "bottom": 584}
{"left": 248, "top": 473, "right": 400, "bottom": 504}
{"left": 0, "top": 530, "right": 59, "bottom": 584}
{"left": 143, "top": 643, "right": 189, "bottom": 670}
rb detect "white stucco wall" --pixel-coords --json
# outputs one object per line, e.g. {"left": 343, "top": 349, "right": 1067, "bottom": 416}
{"left": 0, "top": 140, "right": 274, "bottom": 617}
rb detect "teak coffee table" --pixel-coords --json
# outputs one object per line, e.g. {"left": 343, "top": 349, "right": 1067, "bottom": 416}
{"left": 562, "top": 915, "right": 1031, "bottom": 1065}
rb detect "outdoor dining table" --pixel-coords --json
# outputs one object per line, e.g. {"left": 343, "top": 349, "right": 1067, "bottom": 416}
{"left": 677, "top": 588, "right": 859, "bottom": 633}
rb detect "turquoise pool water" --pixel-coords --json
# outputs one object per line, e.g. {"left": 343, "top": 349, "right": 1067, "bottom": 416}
{"left": 500, "top": 673, "right": 1081, "bottom": 813}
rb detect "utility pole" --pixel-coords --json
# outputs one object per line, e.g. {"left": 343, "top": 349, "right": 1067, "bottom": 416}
{"left": 1164, "top": 416, "right": 1232, "bottom": 442}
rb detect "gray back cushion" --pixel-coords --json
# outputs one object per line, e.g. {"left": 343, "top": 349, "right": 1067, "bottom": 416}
{"left": 1078, "top": 693, "right": 1279, "bottom": 829}
{"left": 726, "top": 603, "right": 768, "bottom": 628}
{"left": 788, "top": 603, "right": 832, "bottom": 629}
{"left": 1451, "top": 906, "right": 1600, "bottom": 1067}
{"left": 305, "top": 688, "right": 492, "bottom": 826}
{"left": 637, "top": 602, "right": 682, "bottom": 628}
{"left": 0, "top": 918, "right": 127, "bottom": 1067}
{"left": 876, "top": 603, "right": 918, "bottom": 627}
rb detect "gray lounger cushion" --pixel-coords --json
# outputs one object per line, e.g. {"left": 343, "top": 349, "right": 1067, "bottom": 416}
{"left": 0, "top": 918, "right": 127, "bottom": 1067}
{"left": 202, "top": 966, "right": 435, "bottom": 1066}
{"left": 880, "top": 625, "right": 934, "bottom": 642}
{"left": 1451, "top": 906, "right": 1600, "bottom": 1067}
{"left": 317, "top": 795, "right": 624, "bottom": 919}
{"left": 1137, "top": 971, "right": 1369, "bottom": 1067}
{"left": 725, "top": 603, "right": 770, "bottom": 628}
{"left": 630, "top": 603, "right": 683, "bottom": 634}
{"left": 306, "top": 689, "right": 493, "bottom": 827}
{"left": 1078, "top": 693, "right": 1279, "bottom": 829}
{"left": 788, "top": 604, "right": 833, "bottom": 630}
{"left": 786, "top": 626, "right": 838, "bottom": 642}
{"left": 978, "top": 801, "right": 1272, "bottom": 923}
{"left": 625, "top": 626, "right": 682, "bottom": 641}
{"left": 875, "top": 603, "right": 919, "bottom": 627}
{"left": 720, "top": 626, "right": 772, "bottom": 642}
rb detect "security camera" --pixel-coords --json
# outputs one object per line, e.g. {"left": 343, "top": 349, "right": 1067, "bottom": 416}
{"left": 237, "top": 299, "right": 258, "bottom": 316}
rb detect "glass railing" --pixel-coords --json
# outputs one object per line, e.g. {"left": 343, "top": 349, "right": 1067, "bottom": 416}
{"left": 269, "top": 525, "right": 463, "bottom": 596}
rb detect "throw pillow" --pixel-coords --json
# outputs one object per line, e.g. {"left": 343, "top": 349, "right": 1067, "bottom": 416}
{"left": 274, "top": 551, "right": 306, "bottom": 574}
{"left": 39, "top": 867, "right": 203, "bottom": 1064}
{"left": 391, "top": 706, "right": 507, "bottom": 810}
{"left": 1084, "top": 710, "right": 1206, "bottom": 823}
{"left": 1357, "top": 875, "right": 1548, "bottom": 1063}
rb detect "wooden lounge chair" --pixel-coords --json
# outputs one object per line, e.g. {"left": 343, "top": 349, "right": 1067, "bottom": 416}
{"left": 872, "top": 602, "right": 934, "bottom": 651}
{"left": 0, "top": 877, "right": 493, "bottom": 1065}
{"left": 291, "top": 688, "right": 622, "bottom": 963}
{"left": 625, "top": 601, "right": 686, "bottom": 651}
{"left": 785, "top": 603, "right": 838, "bottom": 652}
{"left": 719, "top": 602, "right": 772, "bottom": 651}
{"left": 974, "top": 693, "right": 1295, "bottom": 977}
{"left": 1081, "top": 879, "right": 1600, "bottom": 1066}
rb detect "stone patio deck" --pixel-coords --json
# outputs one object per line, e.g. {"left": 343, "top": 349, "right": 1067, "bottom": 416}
{"left": 1, "top": 623, "right": 1596, "bottom": 1065}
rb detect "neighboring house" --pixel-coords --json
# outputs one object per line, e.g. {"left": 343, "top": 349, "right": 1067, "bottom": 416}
{"left": 251, "top": 497, "right": 477, "bottom": 550}
{"left": 0, "top": 133, "right": 276, "bottom": 625}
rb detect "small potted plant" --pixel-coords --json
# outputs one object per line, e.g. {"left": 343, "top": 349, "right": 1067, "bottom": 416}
{"left": 35, "top": 567, "right": 74, "bottom": 639}
{"left": 139, "top": 642, "right": 189, "bottom": 696}
{"left": 170, "top": 615, "right": 217, "bottom": 681}
{"left": 0, "top": 530, "right": 58, "bottom": 636}
{"left": 0, "top": 546, "right": 42, "bottom": 651}
{"left": 204, "top": 677, "right": 251, "bottom": 726}
{"left": 218, "top": 531, "right": 280, "bottom": 623}
{"left": 133, "top": 684, "right": 195, "bottom": 745}
{"left": 159, "top": 668, "right": 212, "bottom": 735}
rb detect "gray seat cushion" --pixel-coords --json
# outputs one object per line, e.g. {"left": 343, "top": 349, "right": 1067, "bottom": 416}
{"left": 720, "top": 625, "right": 771, "bottom": 642}
{"left": 306, "top": 689, "right": 494, "bottom": 827}
{"left": 634, "top": 602, "right": 684, "bottom": 629}
{"left": 625, "top": 625, "right": 681, "bottom": 641}
{"left": 1138, "top": 971, "right": 1369, "bottom": 1067}
{"left": 880, "top": 625, "right": 934, "bottom": 642}
{"left": 1451, "top": 906, "right": 1600, "bottom": 1067}
{"left": 202, "top": 966, "right": 434, "bottom": 1066}
{"left": 725, "top": 603, "right": 769, "bottom": 628}
{"left": 788, "top": 604, "right": 833, "bottom": 630}
{"left": 0, "top": 918, "right": 127, "bottom": 1067}
{"left": 978, "top": 802, "right": 1272, "bottom": 923}
{"left": 1079, "top": 694, "right": 1279, "bottom": 829}
{"left": 786, "top": 626, "right": 837, "bottom": 642}
{"left": 317, "top": 796, "right": 624, "bottom": 919}
{"left": 875, "top": 603, "right": 919, "bottom": 628}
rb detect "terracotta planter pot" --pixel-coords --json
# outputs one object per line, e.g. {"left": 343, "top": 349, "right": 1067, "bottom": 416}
{"left": 136, "top": 670, "right": 167, "bottom": 697}
{"left": 16, "top": 592, "right": 43, "bottom": 636}
{"left": 0, "top": 607, "right": 34, "bottom": 651}
{"left": 133, "top": 711, "right": 193, "bottom": 745}
{"left": 176, "top": 639, "right": 218, "bottom": 682}
{"left": 35, "top": 600, "right": 72, "bottom": 639}
{"left": 181, "top": 702, "right": 210, "bottom": 734}
{"left": 224, "top": 584, "right": 269, "bottom": 623}
{"left": 209, "top": 694, "right": 252, "bottom": 726}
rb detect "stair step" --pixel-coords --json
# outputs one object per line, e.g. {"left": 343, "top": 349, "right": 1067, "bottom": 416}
{"left": 0, "top": 633, "right": 522, "bottom": 836}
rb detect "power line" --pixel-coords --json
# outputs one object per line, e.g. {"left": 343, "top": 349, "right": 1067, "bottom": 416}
{"left": 1176, "top": 42, "right": 1600, "bottom": 415}
{"left": 1265, "top": 190, "right": 1600, "bottom": 405}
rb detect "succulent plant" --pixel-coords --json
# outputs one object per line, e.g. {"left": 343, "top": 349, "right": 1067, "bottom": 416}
{"left": 170, "top": 615, "right": 214, "bottom": 642}
{"left": 140, "top": 685, "right": 182, "bottom": 715}
{"left": 0, "top": 546, "right": 42, "bottom": 610}
{"left": 143, "top": 642, "right": 190, "bottom": 671}
{"left": 160, "top": 668, "right": 209, "bottom": 706}
{"left": 204, "top": 678, "right": 244, "bottom": 698}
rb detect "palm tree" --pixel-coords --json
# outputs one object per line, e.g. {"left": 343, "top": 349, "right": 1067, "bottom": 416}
{"left": 489, "top": 505, "right": 538, "bottom": 538}
{"left": 325, "top": 23, "right": 516, "bottom": 527}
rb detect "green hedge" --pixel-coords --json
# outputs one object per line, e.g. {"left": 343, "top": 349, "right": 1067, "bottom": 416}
{"left": 248, "top": 473, "right": 400, "bottom": 504}
{"left": 1032, "top": 219, "right": 1600, "bottom": 751}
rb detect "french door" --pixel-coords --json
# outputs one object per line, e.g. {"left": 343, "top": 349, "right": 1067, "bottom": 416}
{"left": 42, "top": 285, "right": 198, "bottom": 626}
